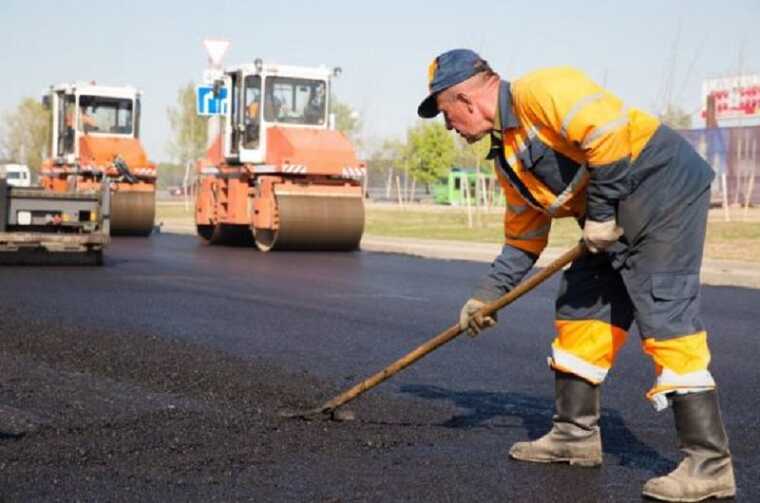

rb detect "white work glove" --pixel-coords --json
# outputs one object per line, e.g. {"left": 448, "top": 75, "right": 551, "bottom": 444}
{"left": 458, "top": 298, "right": 498, "bottom": 338}
{"left": 583, "top": 218, "right": 623, "bottom": 254}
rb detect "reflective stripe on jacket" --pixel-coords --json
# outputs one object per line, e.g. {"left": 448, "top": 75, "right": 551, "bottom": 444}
{"left": 493, "top": 67, "right": 661, "bottom": 256}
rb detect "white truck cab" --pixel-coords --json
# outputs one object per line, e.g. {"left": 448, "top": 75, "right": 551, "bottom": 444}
{"left": 0, "top": 164, "right": 31, "bottom": 187}
{"left": 42, "top": 82, "right": 141, "bottom": 163}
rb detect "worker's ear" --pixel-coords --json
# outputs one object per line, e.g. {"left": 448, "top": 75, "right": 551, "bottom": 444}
{"left": 456, "top": 92, "right": 474, "bottom": 112}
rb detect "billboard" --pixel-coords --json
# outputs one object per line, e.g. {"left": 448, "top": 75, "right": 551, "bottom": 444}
{"left": 701, "top": 75, "right": 760, "bottom": 120}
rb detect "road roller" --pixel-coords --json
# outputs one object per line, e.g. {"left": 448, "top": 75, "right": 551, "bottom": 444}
{"left": 194, "top": 60, "right": 365, "bottom": 251}
{"left": 0, "top": 177, "right": 110, "bottom": 265}
{"left": 39, "top": 82, "right": 156, "bottom": 236}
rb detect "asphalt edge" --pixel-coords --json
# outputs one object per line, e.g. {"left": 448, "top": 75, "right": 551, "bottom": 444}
{"left": 156, "top": 221, "right": 760, "bottom": 290}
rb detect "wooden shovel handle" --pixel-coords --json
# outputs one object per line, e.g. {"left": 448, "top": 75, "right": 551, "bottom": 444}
{"left": 314, "top": 242, "right": 587, "bottom": 414}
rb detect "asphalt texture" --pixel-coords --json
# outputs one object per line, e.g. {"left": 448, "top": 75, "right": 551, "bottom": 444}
{"left": 0, "top": 233, "right": 758, "bottom": 502}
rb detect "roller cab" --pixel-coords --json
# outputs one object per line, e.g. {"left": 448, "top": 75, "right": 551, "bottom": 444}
{"left": 195, "top": 61, "right": 365, "bottom": 251}
{"left": 39, "top": 82, "right": 156, "bottom": 236}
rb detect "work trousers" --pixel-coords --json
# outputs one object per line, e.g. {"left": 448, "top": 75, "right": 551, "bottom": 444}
{"left": 551, "top": 137, "right": 715, "bottom": 410}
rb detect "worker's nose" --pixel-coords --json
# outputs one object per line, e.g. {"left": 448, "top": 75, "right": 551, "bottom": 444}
{"left": 444, "top": 117, "right": 453, "bottom": 130}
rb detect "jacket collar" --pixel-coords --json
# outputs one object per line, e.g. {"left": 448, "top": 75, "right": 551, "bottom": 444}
{"left": 487, "top": 80, "right": 517, "bottom": 159}
{"left": 499, "top": 80, "right": 518, "bottom": 130}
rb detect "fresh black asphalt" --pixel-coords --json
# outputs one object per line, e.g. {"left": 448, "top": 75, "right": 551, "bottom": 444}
{"left": 0, "top": 233, "right": 756, "bottom": 501}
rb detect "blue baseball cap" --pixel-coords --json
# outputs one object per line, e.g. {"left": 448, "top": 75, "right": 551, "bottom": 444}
{"left": 417, "top": 49, "right": 490, "bottom": 118}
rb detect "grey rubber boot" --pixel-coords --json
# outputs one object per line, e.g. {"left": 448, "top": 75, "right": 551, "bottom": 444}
{"left": 509, "top": 371, "right": 602, "bottom": 467}
{"left": 642, "top": 390, "right": 735, "bottom": 502}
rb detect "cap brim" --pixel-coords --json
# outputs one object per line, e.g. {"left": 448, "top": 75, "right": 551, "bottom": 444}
{"left": 417, "top": 93, "right": 440, "bottom": 118}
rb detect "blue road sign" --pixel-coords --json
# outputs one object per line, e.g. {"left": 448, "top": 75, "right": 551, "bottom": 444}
{"left": 196, "top": 85, "right": 229, "bottom": 116}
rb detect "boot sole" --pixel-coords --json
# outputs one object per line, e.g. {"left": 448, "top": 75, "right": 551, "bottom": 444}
{"left": 641, "top": 488, "right": 736, "bottom": 502}
{"left": 509, "top": 451, "right": 601, "bottom": 467}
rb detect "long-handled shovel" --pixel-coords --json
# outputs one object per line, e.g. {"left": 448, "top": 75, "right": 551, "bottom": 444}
{"left": 281, "top": 242, "right": 586, "bottom": 420}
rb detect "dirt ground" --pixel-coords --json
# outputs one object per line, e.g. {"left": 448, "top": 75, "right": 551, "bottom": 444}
{"left": 0, "top": 306, "right": 459, "bottom": 502}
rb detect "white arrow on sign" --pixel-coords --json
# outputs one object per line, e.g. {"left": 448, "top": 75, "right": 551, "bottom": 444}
{"left": 203, "top": 90, "right": 215, "bottom": 114}
{"left": 196, "top": 86, "right": 228, "bottom": 116}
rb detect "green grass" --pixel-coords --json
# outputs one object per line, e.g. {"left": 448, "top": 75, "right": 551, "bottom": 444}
{"left": 705, "top": 220, "right": 760, "bottom": 262}
{"left": 365, "top": 206, "right": 582, "bottom": 248}
{"left": 156, "top": 202, "right": 194, "bottom": 220}
{"left": 156, "top": 201, "right": 760, "bottom": 262}
{"left": 706, "top": 221, "right": 760, "bottom": 241}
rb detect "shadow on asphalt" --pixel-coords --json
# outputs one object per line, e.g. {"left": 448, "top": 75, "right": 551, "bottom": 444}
{"left": 400, "top": 384, "right": 675, "bottom": 475}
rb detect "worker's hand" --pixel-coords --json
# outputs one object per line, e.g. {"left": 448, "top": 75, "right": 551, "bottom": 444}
{"left": 583, "top": 218, "right": 623, "bottom": 253}
{"left": 458, "top": 298, "right": 497, "bottom": 338}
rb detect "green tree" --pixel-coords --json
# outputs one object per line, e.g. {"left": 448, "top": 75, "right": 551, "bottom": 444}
{"left": 167, "top": 82, "right": 208, "bottom": 165}
{"left": 368, "top": 138, "right": 404, "bottom": 172}
{"left": 366, "top": 137, "right": 406, "bottom": 197}
{"left": 403, "top": 121, "right": 456, "bottom": 187}
{"left": 330, "top": 95, "right": 361, "bottom": 144}
{"left": 659, "top": 104, "right": 692, "bottom": 129}
{"left": 455, "top": 136, "right": 491, "bottom": 169}
{"left": 0, "top": 98, "right": 51, "bottom": 172}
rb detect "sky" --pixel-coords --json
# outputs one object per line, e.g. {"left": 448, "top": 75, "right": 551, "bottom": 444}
{"left": 1, "top": 0, "right": 758, "bottom": 162}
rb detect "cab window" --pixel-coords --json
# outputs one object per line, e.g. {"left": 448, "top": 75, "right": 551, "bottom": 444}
{"left": 244, "top": 75, "right": 262, "bottom": 148}
{"left": 78, "top": 95, "right": 134, "bottom": 135}
{"left": 264, "top": 77, "right": 326, "bottom": 126}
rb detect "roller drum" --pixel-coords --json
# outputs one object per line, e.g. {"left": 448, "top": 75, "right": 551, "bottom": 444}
{"left": 197, "top": 223, "right": 253, "bottom": 246}
{"left": 254, "top": 192, "right": 364, "bottom": 252}
{"left": 110, "top": 191, "right": 155, "bottom": 236}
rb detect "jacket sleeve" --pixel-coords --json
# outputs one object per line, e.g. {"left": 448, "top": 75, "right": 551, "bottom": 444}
{"left": 516, "top": 68, "right": 641, "bottom": 222}
{"left": 472, "top": 176, "right": 546, "bottom": 301}
{"left": 472, "top": 244, "right": 538, "bottom": 302}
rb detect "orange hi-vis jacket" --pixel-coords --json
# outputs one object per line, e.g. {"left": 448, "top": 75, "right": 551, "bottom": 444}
{"left": 490, "top": 67, "right": 661, "bottom": 257}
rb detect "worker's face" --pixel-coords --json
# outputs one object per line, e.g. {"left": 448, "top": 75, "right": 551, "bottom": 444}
{"left": 436, "top": 88, "right": 490, "bottom": 144}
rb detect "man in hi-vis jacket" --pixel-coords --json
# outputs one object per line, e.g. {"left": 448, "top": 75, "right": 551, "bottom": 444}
{"left": 417, "top": 49, "right": 734, "bottom": 502}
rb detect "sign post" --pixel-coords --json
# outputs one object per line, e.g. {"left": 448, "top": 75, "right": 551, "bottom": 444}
{"left": 201, "top": 39, "right": 230, "bottom": 154}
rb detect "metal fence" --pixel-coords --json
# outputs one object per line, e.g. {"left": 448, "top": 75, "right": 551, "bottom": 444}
{"left": 679, "top": 126, "right": 760, "bottom": 208}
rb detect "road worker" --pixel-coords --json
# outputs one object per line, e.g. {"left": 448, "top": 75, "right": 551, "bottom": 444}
{"left": 244, "top": 82, "right": 262, "bottom": 149}
{"left": 65, "top": 104, "right": 97, "bottom": 133}
{"left": 417, "top": 49, "right": 734, "bottom": 502}
{"left": 304, "top": 83, "right": 326, "bottom": 124}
